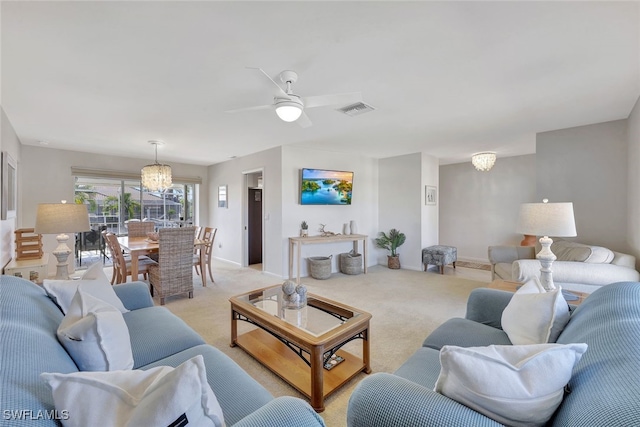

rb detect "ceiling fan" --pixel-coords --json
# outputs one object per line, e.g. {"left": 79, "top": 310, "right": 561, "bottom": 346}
{"left": 225, "top": 68, "right": 363, "bottom": 128}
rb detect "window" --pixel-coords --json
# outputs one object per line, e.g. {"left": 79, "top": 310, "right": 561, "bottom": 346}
{"left": 74, "top": 177, "right": 196, "bottom": 235}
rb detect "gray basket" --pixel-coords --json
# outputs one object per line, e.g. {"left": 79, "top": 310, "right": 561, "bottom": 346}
{"left": 308, "top": 255, "right": 332, "bottom": 280}
{"left": 340, "top": 252, "right": 363, "bottom": 275}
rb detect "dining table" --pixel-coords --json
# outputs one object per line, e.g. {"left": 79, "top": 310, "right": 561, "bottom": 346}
{"left": 117, "top": 235, "right": 211, "bottom": 285}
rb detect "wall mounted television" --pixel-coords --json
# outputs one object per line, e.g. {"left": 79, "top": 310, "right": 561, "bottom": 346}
{"left": 300, "top": 168, "right": 353, "bottom": 205}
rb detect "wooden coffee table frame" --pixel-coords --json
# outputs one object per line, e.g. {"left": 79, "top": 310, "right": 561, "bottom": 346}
{"left": 230, "top": 286, "right": 372, "bottom": 412}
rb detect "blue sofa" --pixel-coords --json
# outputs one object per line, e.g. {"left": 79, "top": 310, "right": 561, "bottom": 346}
{"left": 347, "top": 282, "right": 640, "bottom": 426}
{"left": 0, "top": 276, "right": 325, "bottom": 427}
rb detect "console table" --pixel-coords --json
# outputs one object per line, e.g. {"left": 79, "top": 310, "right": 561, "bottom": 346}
{"left": 289, "top": 234, "right": 368, "bottom": 284}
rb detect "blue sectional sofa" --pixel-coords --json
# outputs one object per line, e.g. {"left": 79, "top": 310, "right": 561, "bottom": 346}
{"left": 0, "top": 276, "right": 325, "bottom": 427}
{"left": 347, "top": 282, "right": 640, "bottom": 426}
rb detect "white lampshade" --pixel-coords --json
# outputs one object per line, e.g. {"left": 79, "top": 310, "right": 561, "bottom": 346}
{"left": 34, "top": 203, "right": 90, "bottom": 235}
{"left": 35, "top": 202, "right": 91, "bottom": 280}
{"left": 275, "top": 97, "right": 303, "bottom": 122}
{"left": 517, "top": 201, "right": 577, "bottom": 237}
{"left": 471, "top": 152, "right": 497, "bottom": 172}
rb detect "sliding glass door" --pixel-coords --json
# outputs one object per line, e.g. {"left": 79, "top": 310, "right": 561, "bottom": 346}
{"left": 74, "top": 177, "right": 195, "bottom": 235}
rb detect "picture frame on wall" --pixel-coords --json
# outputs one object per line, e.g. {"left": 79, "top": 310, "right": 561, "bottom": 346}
{"left": 425, "top": 185, "right": 437, "bottom": 206}
{"left": 1, "top": 151, "right": 17, "bottom": 220}
{"left": 218, "top": 185, "right": 228, "bottom": 208}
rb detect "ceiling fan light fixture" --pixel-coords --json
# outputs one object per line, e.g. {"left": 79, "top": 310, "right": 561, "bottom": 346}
{"left": 275, "top": 97, "right": 303, "bottom": 122}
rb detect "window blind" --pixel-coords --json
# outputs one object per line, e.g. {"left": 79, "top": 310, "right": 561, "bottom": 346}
{"left": 70, "top": 167, "right": 202, "bottom": 184}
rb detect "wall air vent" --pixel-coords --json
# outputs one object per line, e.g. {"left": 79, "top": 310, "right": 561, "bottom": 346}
{"left": 336, "top": 102, "right": 376, "bottom": 117}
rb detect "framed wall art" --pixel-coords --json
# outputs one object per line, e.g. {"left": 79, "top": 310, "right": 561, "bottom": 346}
{"left": 218, "top": 185, "right": 228, "bottom": 208}
{"left": 1, "top": 151, "right": 17, "bottom": 220}
{"left": 425, "top": 185, "right": 437, "bottom": 206}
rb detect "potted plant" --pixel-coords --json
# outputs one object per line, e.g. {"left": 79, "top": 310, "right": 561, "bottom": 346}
{"left": 300, "top": 221, "right": 309, "bottom": 237}
{"left": 375, "top": 228, "right": 406, "bottom": 269}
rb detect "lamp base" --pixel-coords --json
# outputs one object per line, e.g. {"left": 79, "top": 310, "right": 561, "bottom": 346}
{"left": 520, "top": 234, "right": 537, "bottom": 246}
{"left": 52, "top": 233, "right": 72, "bottom": 280}
{"left": 536, "top": 236, "right": 556, "bottom": 291}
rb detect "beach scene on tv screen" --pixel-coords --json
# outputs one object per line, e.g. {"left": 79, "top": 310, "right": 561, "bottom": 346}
{"left": 301, "top": 169, "right": 353, "bottom": 205}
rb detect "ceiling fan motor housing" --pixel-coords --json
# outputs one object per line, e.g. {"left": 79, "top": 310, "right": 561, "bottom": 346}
{"left": 279, "top": 70, "right": 298, "bottom": 84}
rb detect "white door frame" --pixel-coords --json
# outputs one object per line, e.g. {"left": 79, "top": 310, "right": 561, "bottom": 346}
{"left": 242, "top": 168, "right": 265, "bottom": 271}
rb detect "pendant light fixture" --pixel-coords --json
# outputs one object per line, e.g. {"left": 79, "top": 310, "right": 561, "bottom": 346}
{"left": 141, "top": 140, "right": 172, "bottom": 191}
{"left": 471, "top": 152, "right": 497, "bottom": 172}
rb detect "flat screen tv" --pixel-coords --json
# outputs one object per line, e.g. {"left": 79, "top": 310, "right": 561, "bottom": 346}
{"left": 300, "top": 168, "right": 353, "bottom": 205}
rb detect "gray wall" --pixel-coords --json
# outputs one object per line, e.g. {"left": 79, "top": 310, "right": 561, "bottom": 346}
{"left": 207, "top": 146, "right": 283, "bottom": 276}
{"left": 439, "top": 154, "right": 536, "bottom": 262}
{"left": 537, "top": 120, "right": 629, "bottom": 252}
{"left": 438, "top": 117, "right": 633, "bottom": 264}
{"left": 378, "top": 153, "right": 423, "bottom": 270}
{"left": 207, "top": 145, "right": 379, "bottom": 278}
{"left": 0, "top": 108, "right": 22, "bottom": 269}
{"left": 628, "top": 97, "right": 640, "bottom": 265}
{"left": 281, "top": 146, "right": 379, "bottom": 277}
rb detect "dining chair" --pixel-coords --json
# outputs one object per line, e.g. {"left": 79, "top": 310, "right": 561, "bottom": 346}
{"left": 193, "top": 226, "right": 203, "bottom": 275}
{"left": 148, "top": 227, "right": 196, "bottom": 305}
{"left": 102, "top": 230, "right": 126, "bottom": 284}
{"left": 104, "top": 232, "right": 156, "bottom": 284}
{"left": 196, "top": 227, "right": 217, "bottom": 283}
{"left": 127, "top": 221, "right": 155, "bottom": 238}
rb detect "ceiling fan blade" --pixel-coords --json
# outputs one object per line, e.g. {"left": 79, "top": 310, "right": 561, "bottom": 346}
{"left": 296, "top": 111, "right": 313, "bottom": 128}
{"left": 303, "top": 92, "right": 362, "bottom": 109}
{"left": 246, "top": 67, "right": 288, "bottom": 97}
{"left": 224, "top": 104, "right": 273, "bottom": 114}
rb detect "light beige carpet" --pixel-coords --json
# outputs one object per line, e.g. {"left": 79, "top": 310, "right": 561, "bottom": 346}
{"left": 147, "top": 261, "right": 489, "bottom": 426}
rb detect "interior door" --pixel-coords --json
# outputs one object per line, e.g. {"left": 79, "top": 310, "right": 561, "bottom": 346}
{"left": 248, "top": 188, "right": 263, "bottom": 265}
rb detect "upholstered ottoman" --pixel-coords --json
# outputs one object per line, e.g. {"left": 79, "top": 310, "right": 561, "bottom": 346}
{"left": 422, "top": 245, "right": 457, "bottom": 274}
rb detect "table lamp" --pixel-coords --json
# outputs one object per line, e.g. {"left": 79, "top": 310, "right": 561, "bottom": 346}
{"left": 516, "top": 199, "right": 577, "bottom": 291}
{"left": 34, "top": 201, "right": 90, "bottom": 280}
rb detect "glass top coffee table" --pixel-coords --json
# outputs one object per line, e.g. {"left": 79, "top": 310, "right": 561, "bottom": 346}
{"left": 230, "top": 285, "right": 372, "bottom": 412}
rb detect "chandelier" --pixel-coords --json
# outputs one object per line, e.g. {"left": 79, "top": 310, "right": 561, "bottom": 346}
{"left": 141, "top": 141, "right": 172, "bottom": 191}
{"left": 471, "top": 152, "right": 497, "bottom": 172}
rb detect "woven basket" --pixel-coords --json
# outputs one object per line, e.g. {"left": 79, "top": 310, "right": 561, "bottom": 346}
{"left": 340, "top": 252, "right": 362, "bottom": 275}
{"left": 308, "top": 255, "right": 332, "bottom": 280}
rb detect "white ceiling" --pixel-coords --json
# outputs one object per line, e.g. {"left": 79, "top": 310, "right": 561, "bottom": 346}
{"left": 2, "top": 1, "right": 639, "bottom": 167}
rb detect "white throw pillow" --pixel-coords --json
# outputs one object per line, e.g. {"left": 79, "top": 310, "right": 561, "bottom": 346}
{"left": 41, "top": 355, "right": 225, "bottom": 427}
{"left": 57, "top": 286, "right": 134, "bottom": 371}
{"left": 501, "top": 278, "right": 570, "bottom": 344}
{"left": 43, "top": 263, "right": 128, "bottom": 314}
{"left": 435, "top": 343, "right": 588, "bottom": 427}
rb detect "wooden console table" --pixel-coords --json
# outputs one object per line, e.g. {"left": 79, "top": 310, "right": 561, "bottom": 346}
{"left": 289, "top": 234, "right": 368, "bottom": 284}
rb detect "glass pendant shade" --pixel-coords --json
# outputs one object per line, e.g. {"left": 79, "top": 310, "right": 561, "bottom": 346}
{"left": 141, "top": 163, "right": 172, "bottom": 191}
{"left": 471, "top": 152, "right": 497, "bottom": 172}
{"left": 141, "top": 141, "right": 172, "bottom": 191}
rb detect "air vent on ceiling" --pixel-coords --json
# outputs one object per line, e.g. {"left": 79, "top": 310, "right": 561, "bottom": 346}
{"left": 336, "top": 102, "right": 376, "bottom": 117}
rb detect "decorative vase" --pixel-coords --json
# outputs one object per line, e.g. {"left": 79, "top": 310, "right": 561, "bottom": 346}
{"left": 349, "top": 220, "right": 357, "bottom": 235}
{"left": 300, "top": 229, "right": 308, "bottom": 237}
{"left": 343, "top": 223, "right": 350, "bottom": 235}
{"left": 388, "top": 255, "right": 401, "bottom": 269}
